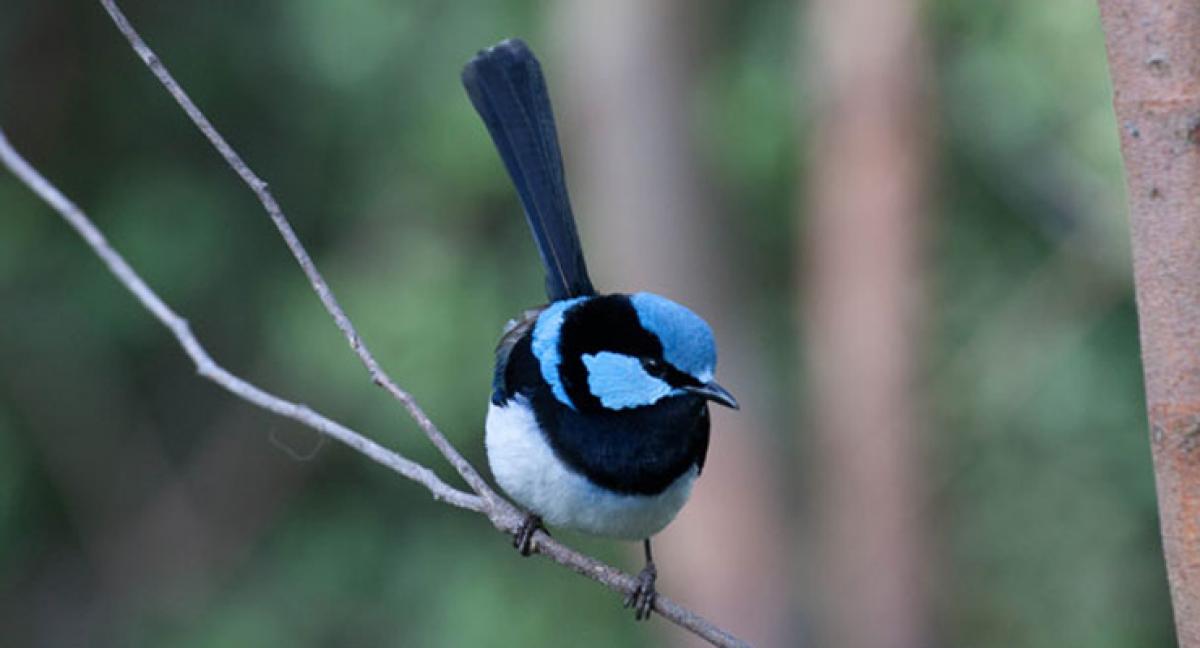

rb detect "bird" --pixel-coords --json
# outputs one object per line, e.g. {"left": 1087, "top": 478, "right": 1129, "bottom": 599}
{"left": 461, "top": 38, "right": 739, "bottom": 621}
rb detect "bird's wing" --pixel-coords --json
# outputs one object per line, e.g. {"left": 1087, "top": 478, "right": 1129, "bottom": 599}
{"left": 462, "top": 39, "right": 595, "bottom": 302}
{"left": 492, "top": 307, "right": 544, "bottom": 404}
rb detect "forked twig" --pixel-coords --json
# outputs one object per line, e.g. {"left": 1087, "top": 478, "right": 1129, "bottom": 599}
{"left": 0, "top": 3, "right": 753, "bottom": 647}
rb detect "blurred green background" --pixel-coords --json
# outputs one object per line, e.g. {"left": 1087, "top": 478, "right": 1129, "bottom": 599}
{"left": 0, "top": 1, "right": 1172, "bottom": 646}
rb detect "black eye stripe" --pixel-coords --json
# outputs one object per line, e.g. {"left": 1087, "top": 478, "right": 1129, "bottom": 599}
{"left": 666, "top": 366, "right": 702, "bottom": 388}
{"left": 640, "top": 356, "right": 702, "bottom": 388}
{"left": 640, "top": 357, "right": 665, "bottom": 375}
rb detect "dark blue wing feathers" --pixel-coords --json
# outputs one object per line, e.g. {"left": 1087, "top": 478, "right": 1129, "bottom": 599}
{"left": 462, "top": 39, "right": 595, "bottom": 302}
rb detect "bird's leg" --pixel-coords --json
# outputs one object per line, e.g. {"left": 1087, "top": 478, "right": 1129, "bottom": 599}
{"left": 623, "top": 538, "right": 658, "bottom": 620}
{"left": 513, "top": 513, "right": 545, "bottom": 557}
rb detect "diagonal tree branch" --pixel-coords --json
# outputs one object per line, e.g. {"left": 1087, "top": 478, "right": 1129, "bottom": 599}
{"left": 0, "top": 128, "right": 484, "bottom": 515}
{"left": 0, "top": 3, "right": 755, "bottom": 646}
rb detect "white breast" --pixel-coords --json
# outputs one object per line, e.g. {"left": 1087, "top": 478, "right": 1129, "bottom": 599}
{"left": 485, "top": 397, "right": 697, "bottom": 540}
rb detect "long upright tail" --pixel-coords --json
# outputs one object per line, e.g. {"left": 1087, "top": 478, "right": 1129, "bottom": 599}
{"left": 462, "top": 39, "right": 595, "bottom": 302}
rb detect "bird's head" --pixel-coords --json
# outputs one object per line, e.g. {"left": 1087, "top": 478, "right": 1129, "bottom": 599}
{"left": 532, "top": 293, "right": 738, "bottom": 412}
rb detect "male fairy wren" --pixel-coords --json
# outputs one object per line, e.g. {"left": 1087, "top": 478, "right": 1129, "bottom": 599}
{"left": 462, "top": 39, "right": 738, "bottom": 620}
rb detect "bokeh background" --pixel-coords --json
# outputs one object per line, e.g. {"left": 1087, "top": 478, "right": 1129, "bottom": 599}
{"left": 0, "top": 1, "right": 1172, "bottom": 646}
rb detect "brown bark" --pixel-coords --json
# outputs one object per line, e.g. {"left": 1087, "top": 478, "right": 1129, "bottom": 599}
{"left": 553, "top": 1, "right": 790, "bottom": 645}
{"left": 1098, "top": 3, "right": 1200, "bottom": 644}
{"left": 803, "top": 0, "right": 931, "bottom": 647}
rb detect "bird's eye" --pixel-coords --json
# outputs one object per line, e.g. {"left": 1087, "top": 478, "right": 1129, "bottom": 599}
{"left": 641, "top": 357, "right": 665, "bottom": 376}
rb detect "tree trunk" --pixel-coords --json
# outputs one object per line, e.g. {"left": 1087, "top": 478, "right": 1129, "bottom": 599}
{"left": 1097, "top": 3, "right": 1200, "bottom": 644}
{"left": 803, "top": 0, "right": 932, "bottom": 646}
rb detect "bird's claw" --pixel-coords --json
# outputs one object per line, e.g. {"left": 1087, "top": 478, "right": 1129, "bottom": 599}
{"left": 623, "top": 562, "right": 658, "bottom": 621}
{"left": 513, "top": 513, "right": 544, "bottom": 556}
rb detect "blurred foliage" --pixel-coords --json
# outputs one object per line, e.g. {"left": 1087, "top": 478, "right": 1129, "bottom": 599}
{"left": 0, "top": 0, "right": 1173, "bottom": 646}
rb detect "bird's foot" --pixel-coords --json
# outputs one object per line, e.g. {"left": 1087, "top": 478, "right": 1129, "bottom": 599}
{"left": 623, "top": 561, "right": 658, "bottom": 621}
{"left": 513, "top": 513, "right": 544, "bottom": 557}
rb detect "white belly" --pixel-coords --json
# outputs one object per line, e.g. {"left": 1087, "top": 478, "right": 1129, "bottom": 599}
{"left": 485, "top": 398, "right": 696, "bottom": 540}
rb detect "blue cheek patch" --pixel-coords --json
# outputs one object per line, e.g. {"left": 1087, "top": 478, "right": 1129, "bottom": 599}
{"left": 532, "top": 296, "right": 588, "bottom": 407}
{"left": 582, "top": 352, "right": 674, "bottom": 410}
{"left": 630, "top": 292, "right": 716, "bottom": 382}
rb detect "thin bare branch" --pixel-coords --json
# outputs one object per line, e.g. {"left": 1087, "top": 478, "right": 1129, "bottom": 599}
{"left": 0, "top": 4, "right": 755, "bottom": 646}
{"left": 95, "top": 0, "right": 492, "bottom": 502}
{"left": 0, "top": 128, "right": 484, "bottom": 514}
{"left": 805, "top": 0, "right": 931, "bottom": 645}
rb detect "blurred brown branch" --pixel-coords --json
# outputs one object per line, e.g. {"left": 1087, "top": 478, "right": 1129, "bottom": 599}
{"left": 0, "top": 1, "right": 753, "bottom": 646}
{"left": 554, "top": 2, "right": 791, "bottom": 645}
{"left": 804, "top": 0, "right": 932, "bottom": 646}
{"left": 1098, "top": 2, "right": 1200, "bottom": 645}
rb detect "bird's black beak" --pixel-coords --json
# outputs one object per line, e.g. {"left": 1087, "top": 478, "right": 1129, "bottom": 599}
{"left": 686, "top": 381, "right": 740, "bottom": 410}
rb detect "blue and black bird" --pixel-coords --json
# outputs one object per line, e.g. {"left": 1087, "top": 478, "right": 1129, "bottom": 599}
{"left": 462, "top": 39, "right": 738, "bottom": 620}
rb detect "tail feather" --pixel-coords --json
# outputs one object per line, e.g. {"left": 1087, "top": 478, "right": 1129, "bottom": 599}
{"left": 462, "top": 39, "right": 595, "bottom": 302}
